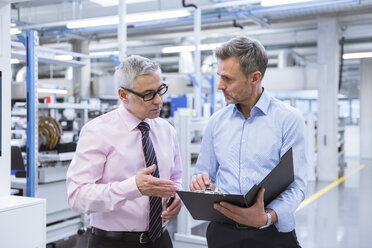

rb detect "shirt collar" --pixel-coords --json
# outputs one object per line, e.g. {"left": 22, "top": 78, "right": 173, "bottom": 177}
{"left": 254, "top": 88, "right": 270, "bottom": 116}
{"left": 233, "top": 88, "right": 271, "bottom": 117}
{"left": 118, "top": 104, "right": 152, "bottom": 132}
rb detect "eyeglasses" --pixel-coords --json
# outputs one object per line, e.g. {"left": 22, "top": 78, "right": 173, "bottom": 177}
{"left": 121, "top": 83, "right": 168, "bottom": 102}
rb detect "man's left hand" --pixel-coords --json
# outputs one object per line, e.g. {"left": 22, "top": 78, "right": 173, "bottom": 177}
{"left": 161, "top": 196, "right": 182, "bottom": 221}
{"left": 213, "top": 188, "right": 268, "bottom": 228}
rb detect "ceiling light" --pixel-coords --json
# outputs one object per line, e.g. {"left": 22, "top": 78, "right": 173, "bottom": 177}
{"left": 11, "top": 28, "right": 21, "bottom": 35}
{"left": 162, "top": 43, "right": 222, "bottom": 54}
{"left": 343, "top": 52, "right": 372, "bottom": 60}
{"left": 66, "top": 9, "right": 190, "bottom": 29}
{"left": 90, "top": 50, "right": 119, "bottom": 58}
{"left": 54, "top": 54, "right": 74, "bottom": 61}
{"left": 37, "top": 88, "right": 68, "bottom": 95}
{"left": 67, "top": 16, "right": 117, "bottom": 29}
{"left": 261, "top": 0, "right": 312, "bottom": 6}
{"left": 126, "top": 10, "right": 190, "bottom": 23}
{"left": 90, "top": 0, "right": 117, "bottom": 6}
{"left": 90, "top": 0, "right": 155, "bottom": 7}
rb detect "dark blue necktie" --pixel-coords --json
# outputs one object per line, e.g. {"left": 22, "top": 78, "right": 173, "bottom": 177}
{"left": 138, "top": 122, "right": 162, "bottom": 242}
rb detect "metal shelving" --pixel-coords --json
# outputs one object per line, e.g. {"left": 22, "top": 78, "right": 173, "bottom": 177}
{"left": 14, "top": 30, "right": 91, "bottom": 244}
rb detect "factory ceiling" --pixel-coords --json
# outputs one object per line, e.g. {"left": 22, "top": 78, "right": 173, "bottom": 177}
{"left": 10, "top": 0, "right": 372, "bottom": 98}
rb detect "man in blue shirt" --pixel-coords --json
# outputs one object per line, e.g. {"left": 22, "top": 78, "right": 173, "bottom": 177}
{"left": 190, "top": 36, "right": 307, "bottom": 248}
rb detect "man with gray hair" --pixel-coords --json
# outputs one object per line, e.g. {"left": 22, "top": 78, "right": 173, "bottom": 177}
{"left": 67, "top": 55, "right": 182, "bottom": 248}
{"left": 190, "top": 36, "right": 307, "bottom": 247}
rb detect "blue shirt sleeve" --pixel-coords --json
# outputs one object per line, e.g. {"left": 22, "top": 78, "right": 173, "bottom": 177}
{"left": 267, "top": 109, "right": 308, "bottom": 232}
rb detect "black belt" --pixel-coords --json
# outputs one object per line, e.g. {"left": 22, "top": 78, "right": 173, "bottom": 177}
{"left": 91, "top": 227, "right": 165, "bottom": 244}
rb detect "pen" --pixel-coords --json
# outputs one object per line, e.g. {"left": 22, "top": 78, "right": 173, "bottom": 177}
{"left": 204, "top": 183, "right": 211, "bottom": 191}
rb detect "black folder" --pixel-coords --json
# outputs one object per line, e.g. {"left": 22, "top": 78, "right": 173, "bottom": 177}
{"left": 177, "top": 148, "right": 294, "bottom": 224}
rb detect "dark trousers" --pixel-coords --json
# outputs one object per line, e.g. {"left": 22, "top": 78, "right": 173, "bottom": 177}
{"left": 88, "top": 229, "right": 173, "bottom": 248}
{"left": 206, "top": 222, "right": 301, "bottom": 248}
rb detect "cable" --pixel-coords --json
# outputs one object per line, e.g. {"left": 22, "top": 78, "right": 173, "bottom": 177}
{"left": 38, "top": 117, "right": 63, "bottom": 150}
{"left": 182, "top": 0, "right": 197, "bottom": 9}
{"left": 233, "top": 19, "right": 244, "bottom": 30}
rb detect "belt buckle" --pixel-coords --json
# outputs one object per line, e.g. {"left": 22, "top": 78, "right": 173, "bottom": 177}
{"left": 139, "top": 233, "right": 148, "bottom": 244}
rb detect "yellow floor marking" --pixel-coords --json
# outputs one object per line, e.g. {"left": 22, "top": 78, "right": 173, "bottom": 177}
{"left": 296, "top": 164, "right": 365, "bottom": 212}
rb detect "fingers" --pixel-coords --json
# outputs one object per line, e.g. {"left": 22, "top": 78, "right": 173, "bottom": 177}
{"left": 214, "top": 189, "right": 267, "bottom": 228}
{"left": 214, "top": 202, "right": 239, "bottom": 223}
{"left": 140, "top": 164, "right": 157, "bottom": 175}
{"left": 155, "top": 186, "right": 178, "bottom": 195}
{"left": 161, "top": 199, "right": 181, "bottom": 221}
{"left": 151, "top": 177, "right": 175, "bottom": 187}
{"left": 141, "top": 188, "right": 175, "bottom": 198}
{"left": 149, "top": 177, "right": 178, "bottom": 196}
{"left": 189, "top": 173, "right": 211, "bottom": 191}
{"left": 136, "top": 167, "right": 178, "bottom": 197}
{"left": 189, "top": 181, "right": 197, "bottom": 191}
{"left": 254, "top": 188, "right": 265, "bottom": 207}
{"left": 201, "top": 173, "right": 211, "bottom": 186}
{"left": 140, "top": 165, "right": 175, "bottom": 186}
{"left": 166, "top": 198, "right": 181, "bottom": 212}
{"left": 217, "top": 201, "right": 241, "bottom": 216}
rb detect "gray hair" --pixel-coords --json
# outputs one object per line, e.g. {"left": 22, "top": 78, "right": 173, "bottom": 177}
{"left": 114, "top": 55, "right": 161, "bottom": 89}
{"left": 214, "top": 36, "right": 268, "bottom": 79}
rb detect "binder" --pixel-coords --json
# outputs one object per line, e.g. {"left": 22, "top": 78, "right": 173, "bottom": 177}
{"left": 177, "top": 148, "right": 294, "bottom": 224}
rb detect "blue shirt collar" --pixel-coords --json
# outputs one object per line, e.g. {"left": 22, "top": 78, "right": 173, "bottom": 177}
{"left": 254, "top": 88, "right": 270, "bottom": 116}
{"left": 233, "top": 88, "right": 271, "bottom": 117}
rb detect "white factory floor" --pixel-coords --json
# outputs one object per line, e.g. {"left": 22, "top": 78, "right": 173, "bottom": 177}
{"left": 53, "top": 157, "right": 372, "bottom": 248}
{"left": 295, "top": 157, "right": 372, "bottom": 248}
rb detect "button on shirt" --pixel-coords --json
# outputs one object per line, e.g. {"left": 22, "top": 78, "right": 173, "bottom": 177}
{"left": 67, "top": 104, "right": 182, "bottom": 232}
{"left": 194, "top": 90, "right": 308, "bottom": 232}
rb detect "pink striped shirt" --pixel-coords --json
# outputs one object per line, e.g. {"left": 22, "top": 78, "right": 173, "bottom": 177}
{"left": 66, "top": 104, "right": 182, "bottom": 231}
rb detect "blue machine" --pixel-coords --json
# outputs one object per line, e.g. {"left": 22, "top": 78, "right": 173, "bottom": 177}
{"left": 170, "top": 95, "right": 188, "bottom": 117}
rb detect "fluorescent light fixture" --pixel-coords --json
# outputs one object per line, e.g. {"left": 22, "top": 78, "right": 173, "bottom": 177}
{"left": 67, "top": 16, "right": 117, "bottom": 29}
{"left": 126, "top": 10, "right": 190, "bottom": 23}
{"left": 162, "top": 43, "right": 222, "bottom": 54}
{"left": 66, "top": 9, "right": 190, "bottom": 29}
{"left": 37, "top": 88, "right": 69, "bottom": 94}
{"left": 54, "top": 54, "right": 74, "bottom": 61}
{"left": 11, "top": 23, "right": 16, "bottom": 27}
{"left": 11, "top": 58, "right": 20, "bottom": 64}
{"left": 90, "top": 0, "right": 155, "bottom": 7}
{"left": 162, "top": 45, "right": 195, "bottom": 53}
{"left": 261, "top": 0, "right": 312, "bottom": 6}
{"left": 90, "top": 50, "right": 119, "bottom": 58}
{"left": 90, "top": 0, "right": 118, "bottom": 6}
{"left": 11, "top": 28, "right": 21, "bottom": 35}
{"left": 343, "top": 52, "right": 372, "bottom": 60}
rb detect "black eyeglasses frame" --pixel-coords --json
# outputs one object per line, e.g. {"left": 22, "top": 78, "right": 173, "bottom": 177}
{"left": 121, "top": 83, "right": 168, "bottom": 102}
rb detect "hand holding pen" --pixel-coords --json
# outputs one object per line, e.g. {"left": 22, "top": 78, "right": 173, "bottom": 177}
{"left": 189, "top": 172, "right": 216, "bottom": 191}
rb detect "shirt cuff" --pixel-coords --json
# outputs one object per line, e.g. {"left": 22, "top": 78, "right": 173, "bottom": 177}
{"left": 267, "top": 200, "right": 295, "bottom": 232}
{"left": 111, "top": 175, "right": 142, "bottom": 200}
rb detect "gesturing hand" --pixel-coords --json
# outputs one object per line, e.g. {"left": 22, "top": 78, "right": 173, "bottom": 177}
{"left": 135, "top": 165, "right": 178, "bottom": 198}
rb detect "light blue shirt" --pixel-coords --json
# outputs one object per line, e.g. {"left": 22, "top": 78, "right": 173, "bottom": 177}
{"left": 194, "top": 90, "right": 308, "bottom": 232}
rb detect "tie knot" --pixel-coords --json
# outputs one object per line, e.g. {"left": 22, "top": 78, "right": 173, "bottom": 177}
{"left": 138, "top": 122, "right": 150, "bottom": 133}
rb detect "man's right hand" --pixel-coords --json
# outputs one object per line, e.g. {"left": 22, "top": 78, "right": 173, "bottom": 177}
{"left": 135, "top": 165, "right": 178, "bottom": 198}
{"left": 189, "top": 172, "right": 216, "bottom": 191}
